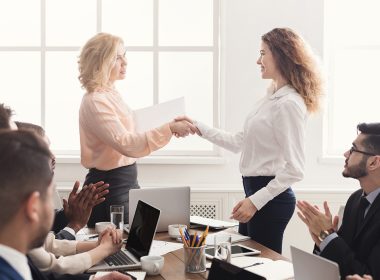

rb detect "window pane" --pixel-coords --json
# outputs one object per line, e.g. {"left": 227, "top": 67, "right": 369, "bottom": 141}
{"left": 159, "top": 52, "right": 213, "bottom": 151}
{"left": 117, "top": 51, "right": 153, "bottom": 110}
{"left": 327, "top": 0, "right": 380, "bottom": 46}
{"left": 159, "top": 0, "right": 213, "bottom": 46}
{"left": 45, "top": 51, "right": 82, "bottom": 152}
{"left": 0, "top": 0, "right": 40, "bottom": 46}
{"left": 102, "top": 0, "right": 153, "bottom": 46}
{"left": 0, "top": 52, "right": 41, "bottom": 124}
{"left": 328, "top": 49, "right": 380, "bottom": 154}
{"left": 46, "top": 0, "right": 96, "bottom": 46}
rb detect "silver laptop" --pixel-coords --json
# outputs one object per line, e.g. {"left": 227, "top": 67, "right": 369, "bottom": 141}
{"left": 290, "top": 246, "right": 340, "bottom": 280}
{"left": 87, "top": 200, "right": 160, "bottom": 273}
{"left": 129, "top": 187, "right": 190, "bottom": 232}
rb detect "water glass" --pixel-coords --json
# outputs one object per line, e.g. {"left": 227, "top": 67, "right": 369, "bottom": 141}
{"left": 214, "top": 235, "right": 232, "bottom": 263}
{"left": 110, "top": 205, "right": 124, "bottom": 229}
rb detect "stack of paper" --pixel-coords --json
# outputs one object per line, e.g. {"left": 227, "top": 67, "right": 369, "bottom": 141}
{"left": 205, "top": 232, "right": 250, "bottom": 246}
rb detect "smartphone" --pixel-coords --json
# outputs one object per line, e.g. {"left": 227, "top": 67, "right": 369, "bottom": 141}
{"left": 205, "top": 244, "right": 261, "bottom": 259}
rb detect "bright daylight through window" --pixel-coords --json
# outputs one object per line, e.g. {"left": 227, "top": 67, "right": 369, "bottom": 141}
{"left": 0, "top": 0, "right": 219, "bottom": 157}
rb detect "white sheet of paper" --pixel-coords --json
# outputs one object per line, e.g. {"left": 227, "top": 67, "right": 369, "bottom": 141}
{"left": 149, "top": 240, "right": 183, "bottom": 256}
{"left": 246, "top": 260, "right": 294, "bottom": 280}
{"left": 95, "top": 271, "right": 146, "bottom": 280}
{"left": 133, "top": 97, "right": 185, "bottom": 132}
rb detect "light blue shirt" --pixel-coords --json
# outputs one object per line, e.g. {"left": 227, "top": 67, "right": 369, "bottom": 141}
{"left": 319, "top": 188, "right": 380, "bottom": 252}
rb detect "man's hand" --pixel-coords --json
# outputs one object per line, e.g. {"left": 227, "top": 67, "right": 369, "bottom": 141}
{"left": 169, "top": 119, "right": 197, "bottom": 138}
{"left": 296, "top": 200, "right": 335, "bottom": 236}
{"left": 63, "top": 181, "right": 109, "bottom": 232}
{"left": 94, "top": 271, "right": 132, "bottom": 280}
{"left": 230, "top": 198, "right": 257, "bottom": 223}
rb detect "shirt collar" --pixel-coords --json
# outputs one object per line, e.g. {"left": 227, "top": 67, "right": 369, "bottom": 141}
{"left": 0, "top": 244, "right": 32, "bottom": 280}
{"left": 362, "top": 188, "right": 380, "bottom": 205}
{"left": 267, "top": 84, "right": 294, "bottom": 100}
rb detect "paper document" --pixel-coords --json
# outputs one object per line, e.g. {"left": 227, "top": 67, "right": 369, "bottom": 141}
{"left": 133, "top": 97, "right": 185, "bottom": 132}
{"left": 95, "top": 271, "right": 146, "bottom": 280}
{"left": 149, "top": 240, "right": 183, "bottom": 256}
{"left": 246, "top": 260, "right": 294, "bottom": 280}
{"left": 231, "top": 256, "right": 273, "bottom": 268}
{"left": 205, "top": 232, "right": 250, "bottom": 246}
{"left": 190, "top": 215, "right": 238, "bottom": 229}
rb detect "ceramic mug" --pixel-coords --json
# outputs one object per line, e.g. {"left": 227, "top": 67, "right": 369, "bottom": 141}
{"left": 140, "top": 255, "right": 164, "bottom": 275}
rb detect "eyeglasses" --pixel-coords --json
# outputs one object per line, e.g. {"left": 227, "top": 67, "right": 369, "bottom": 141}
{"left": 349, "top": 146, "right": 376, "bottom": 156}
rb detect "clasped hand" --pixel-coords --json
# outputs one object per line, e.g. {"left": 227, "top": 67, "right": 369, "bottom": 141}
{"left": 169, "top": 115, "right": 200, "bottom": 138}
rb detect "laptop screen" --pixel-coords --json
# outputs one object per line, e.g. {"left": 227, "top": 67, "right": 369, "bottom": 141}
{"left": 208, "top": 258, "right": 266, "bottom": 280}
{"left": 126, "top": 200, "right": 160, "bottom": 259}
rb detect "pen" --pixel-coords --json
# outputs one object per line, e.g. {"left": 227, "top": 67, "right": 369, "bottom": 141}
{"left": 87, "top": 234, "right": 99, "bottom": 240}
{"left": 243, "top": 262, "right": 264, "bottom": 268}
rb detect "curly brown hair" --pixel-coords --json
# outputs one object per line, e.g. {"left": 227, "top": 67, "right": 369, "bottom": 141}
{"left": 262, "top": 28, "right": 323, "bottom": 113}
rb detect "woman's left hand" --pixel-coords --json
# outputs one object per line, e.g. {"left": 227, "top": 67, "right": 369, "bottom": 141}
{"left": 230, "top": 198, "right": 257, "bottom": 223}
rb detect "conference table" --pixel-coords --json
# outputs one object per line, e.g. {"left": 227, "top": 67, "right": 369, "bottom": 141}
{"left": 139, "top": 229, "right": 289, "bottom": 280}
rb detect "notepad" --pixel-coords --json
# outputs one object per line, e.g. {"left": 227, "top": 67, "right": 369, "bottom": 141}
{"left": 95, "top": 271, "right": 146, "bottom": 280}
{"left": 190, "top": 216, "right": 238, "bottom": 229}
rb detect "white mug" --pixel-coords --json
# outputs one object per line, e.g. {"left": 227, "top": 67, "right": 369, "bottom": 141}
{"left": 140, "top": 255, "right": 164, "bottom": 276}
{"left": 168, "top": 224, "right": 187, "bottom": 239}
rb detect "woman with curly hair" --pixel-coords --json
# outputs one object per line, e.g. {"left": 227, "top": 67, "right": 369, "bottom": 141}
{"left": 178, "top": 27, "right": 323, "bottom": 253}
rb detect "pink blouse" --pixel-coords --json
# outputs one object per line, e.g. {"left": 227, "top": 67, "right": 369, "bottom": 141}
{"left": 79, "top": 89, "right": 172, "bottom": 170}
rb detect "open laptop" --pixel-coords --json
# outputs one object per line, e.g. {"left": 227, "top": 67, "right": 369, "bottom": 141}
{"left": 128, "top": 187, "right": 190, "bottom": 232}
{"left": 87, "top": 200, "right": 160, "bottom": 273}
{"left": 290, "top": 246, "right": 340, "bottom": 280}
{"left": 208, "top": 258, "right": 266, "bottom": 280}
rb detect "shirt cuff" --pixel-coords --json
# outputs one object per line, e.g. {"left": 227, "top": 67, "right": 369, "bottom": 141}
{"left": 319, "top": 232, "right": 338, "bottom": 252}
{"left": 63, "top": 227, "right": 76, "bottom": 239}
{"left": 193, "top": 120, "right": 209, "bottom": 137}
{"left": 248, "top": 187, "right": 273, "bottom": 210}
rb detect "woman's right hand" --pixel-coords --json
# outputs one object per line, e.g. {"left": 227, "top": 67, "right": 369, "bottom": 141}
{"left": 169, "top": 119, "right": 197, "bottom": 137}
{"left": 173, "top": 115, "right": 202, "bottom": 136}
{"left": 98, "top": 228, "right": 123, "bottom": 255}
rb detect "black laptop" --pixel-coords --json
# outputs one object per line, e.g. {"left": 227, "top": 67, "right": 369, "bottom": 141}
{"left": 208, "top": 258, "right": 266, "bottom": 280}
{"left": 87, "top": 200, "right": 160, "bottom": 272}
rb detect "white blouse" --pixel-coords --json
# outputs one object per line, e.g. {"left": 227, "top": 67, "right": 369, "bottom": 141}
{"left": 196, "top": 85, "right": 307, "bottom": 210}
{"left": 28, "top": 232, "right": 92, "bottom": 274}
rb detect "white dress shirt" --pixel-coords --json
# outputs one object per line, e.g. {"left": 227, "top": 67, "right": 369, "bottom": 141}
{"left": 196, "top": 85, "right": 307, "bottom": 210}
{"left": 0, "top": 244, "right": 32, "bottom": 280}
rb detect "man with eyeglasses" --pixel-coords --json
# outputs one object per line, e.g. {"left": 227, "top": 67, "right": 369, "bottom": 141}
{"left": 297, "top": 123, "right": 380, "bottom": 279}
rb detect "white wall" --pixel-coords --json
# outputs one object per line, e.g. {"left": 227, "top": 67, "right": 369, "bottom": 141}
{"left": 54, "top": 0, "right": 361, "bottom": 258}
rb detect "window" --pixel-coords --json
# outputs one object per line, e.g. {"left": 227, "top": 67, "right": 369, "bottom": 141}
{"left": 324, "top": 0, "right": 380, "bottom": 156}
{"left": 0, "top": 0, "right": 219, "bottom": 157}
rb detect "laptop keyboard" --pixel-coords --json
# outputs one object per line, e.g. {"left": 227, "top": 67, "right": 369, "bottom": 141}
{"left": 104, "top": 251, "right": 136, "bottom": 266}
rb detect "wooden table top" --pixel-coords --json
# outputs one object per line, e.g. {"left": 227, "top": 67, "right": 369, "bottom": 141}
{"left": 140, "top": 230, "right": 288, "bottom": 280}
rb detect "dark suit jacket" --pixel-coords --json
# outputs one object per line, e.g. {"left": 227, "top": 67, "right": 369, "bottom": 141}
{"left": 0, "top": 257, "right": 23, "bottom": 280}
{"left": 316, "top": 189, "right": 380, "bottom": 279}
{"left": 52, "top": 210, "right": 75, "bottom": 241}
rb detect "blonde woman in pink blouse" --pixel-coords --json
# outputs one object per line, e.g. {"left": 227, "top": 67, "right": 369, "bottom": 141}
{"left": 78, "top": 33, "right": 196, "bottom": 227}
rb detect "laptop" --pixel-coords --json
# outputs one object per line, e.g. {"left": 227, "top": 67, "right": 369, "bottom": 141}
{"left": 128, "top": 187, "right": 190, "bottom": 232}
{"left": 87, "top": 200, "right": 160, "bottom": 273}
{"left": 208, "top": 258, "right": 266, "bottom": 280}
{"left": 290, "top": 246, "right": 340, "bottom": 280}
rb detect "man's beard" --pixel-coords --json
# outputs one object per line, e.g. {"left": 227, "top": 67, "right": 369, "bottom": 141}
{"left": 29, "top": 210, "right": 52, "bottom": 249}
{"left": 342, "top": 157, "right": 368, "bottom": 179}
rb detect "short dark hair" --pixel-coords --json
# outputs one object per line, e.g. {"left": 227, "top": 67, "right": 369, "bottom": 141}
{"left": 15, "top": 121, "right": 46, "bottom": 137}
{"left": 357, "top": 123, "right": 380, "bottom": 155}
{"left": 0, "top": 130, "right": 54, "bottom": 227}
{"left": 0, "top": 103, "right": 13, "bottom": 129}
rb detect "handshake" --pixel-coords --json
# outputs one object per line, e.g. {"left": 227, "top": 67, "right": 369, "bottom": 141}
{"left": 169, "top": 116, "right": 201, "bottom": 138}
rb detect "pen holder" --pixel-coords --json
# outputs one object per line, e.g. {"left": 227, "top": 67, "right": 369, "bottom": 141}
{"left": 183, "top": 245, "right": 206, "bottom": 273}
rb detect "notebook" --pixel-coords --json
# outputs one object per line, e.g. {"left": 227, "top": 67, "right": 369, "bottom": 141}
{"left": 190, "top": 215, "right": 238, "bottom": 229}
{"left": 208, "top": 258, "right": 266, "bottom": 280}
{"left": 129, "top": 187, "right": 190, "bottom": 232}
{"left": 291, "top": 246, "right": 340, "bottom": 280}
{"left": 87, "top": 200, "right": 160, "bottom": 272}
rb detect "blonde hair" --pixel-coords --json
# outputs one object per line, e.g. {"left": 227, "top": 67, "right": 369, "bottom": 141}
{"left": 262, "top": 28, "right": 323, "bottom": 113}
{"left": 78, "top": 33, "right": 123, "bottom": 93}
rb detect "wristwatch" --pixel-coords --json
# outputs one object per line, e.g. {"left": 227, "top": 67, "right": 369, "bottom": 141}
{"left": 318, "top": 229, "right": 334, "bottom": 241}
